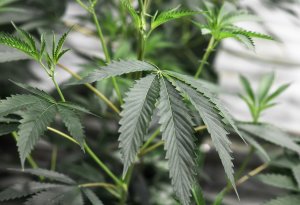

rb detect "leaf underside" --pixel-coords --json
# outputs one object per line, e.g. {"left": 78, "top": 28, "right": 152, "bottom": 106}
{"left": 119, "top": 74, "right": 160, "bottom": 176}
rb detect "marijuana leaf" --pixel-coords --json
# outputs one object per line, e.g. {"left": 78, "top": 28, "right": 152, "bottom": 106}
{"left": 263, "top": 195, "right": 300, "bottom": 205}
{"left": 82, "top": 189, "right": 104, "bottom": 205}
{"left": 121, "top": 0, "right": 141, "bottom": 29}
{"left": 257, "top": 174, "right": 299, "bottom": 191}
{"left": 119, "top": 74, "right": 160, "bottom": 176}
{"left": 158, "top": 77, "right": 196, "bottom": 205}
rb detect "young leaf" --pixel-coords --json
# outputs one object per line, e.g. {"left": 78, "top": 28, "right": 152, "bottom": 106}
{"left": 263, "top": 195, "right": 300, "bottom": 205}
{"left": 12, "top": 22, "right": 37, "bottom": 53}
{"left": 82, "top": 189, "right": 104, "bottom": 205}
{"left": 257, "top": 174, "right": 299, "bottom": 191}
{"left": 71, "top": 60, "right": 157, "bottom": 85}
{"left": 258, "top": 72, "right": 275, "bottom": 102}
{"left": 121, "top": 0, "right": 140, "bottom": 28}
{"left": 58, "top": 106, "right": 85, "bottom": 148}
{"left": 292, "top": 164, "right": 300, "bottom": 189}
{"left": 54, "top": 31, "right": 70, "bottom": 61}
{"left": 152, "top": 9, "right": 199, "bottom": 30}
{"left": 174, "top": 79, "right": 237, "bottom": 194}
{"left": 0, "top": 182, "right": 61, "bottom": 202}
{"left": 10, "top": 168, "right": 76, "bottom": 184}
{"left": 264, "top": 83, "right": 290, "bottom": 104}
{"left": 239, "top": 75, "right": 255, "bottom": 102}
{"left": 17, "top": 102, "right": 57, "bottom": 167}
{"left": 192, "top": 184, "right": 206, "bottom": 205}
{"left": 238, "top": 123, "right": 300, "bottom": 155}
{"left": 119, "top": 75, "right": 160, "bottom": 176}
{"left": 0, "top": 94, "right": 42, "bottom": 117}
{"left": 157, "top": 77, "right": 196, "bottom": 205}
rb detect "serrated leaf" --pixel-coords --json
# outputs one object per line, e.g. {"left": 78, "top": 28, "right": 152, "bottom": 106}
{"left": 238, "top": 123, "right": 300, "bottom": 155}
{"left": 71, "top": 60, "right": 157, "bottom": 85}
{"left": 121, "top": 0, "right": 140, "bottom": 28}
{"left": 57, "top": 102, "right": 94, "bottom": 116}
{"left": 152, "top": 9, "right": 199, "bottom": 30}
{"left": 10, "top": 168, "right": 76, "bottom": 184}
{"left": 258, "top": 72, "right": 275, "bottom": 102}
{"left": 173, "top": 79, "right": 236, "bottom": 194}
{"left": 292, "top": 164, "right": 300, "bottom": 189}
{"left": 119, "top": 74, "right": 159, "bottom": 176}
{"left": 54, "top": 31, "right": 70, "bottom": 62}
{"left": 157, "top": 77, "right": 196, "bottom": 205}
{"left": 239, "top": 75, "right": 255, "bottom": 102}
{"left": 12, "top": 22, "right": 37, "bottom": 54}
{"left": 0, "top": 182, "right": 62, "bottom": 202}
{"left": 0, "top": 32, "right": 36, "bottom": 58}
{"left": 264, "top": 83, "right": 290, "bottom": 104}
{"left": 58, "top": 106, "right": 85, "bottom": 148}
{"left": 192, "top": 184, "right": 206, "bottom": 205}
{"left": 257, "top": 174, "right": 298, "bottom": 191}
{"left": 263, "top": 195, "right": 300, "bottom": 205}
{"left": 82, "top": 189, "right": 104, "bottom": 205}
{"left": 0, "top": 123, "right": 18, "bottom": 136}
{"left": 11, "top": 81, "right": 56, "bottom": 103}
{"left": 17, "top": 102, "right": 57, "bottom": 167}
{"left": 231, "top": 28, "right": 273, "bottom": 40}
{"left": 24, "top": 186, "right": 82, "bottom": 205}
{"left": 165, "top": 71, "right": 243, "bottom": 139}
{"left": 0, "top": 94, "right": 42, "bottom": 117}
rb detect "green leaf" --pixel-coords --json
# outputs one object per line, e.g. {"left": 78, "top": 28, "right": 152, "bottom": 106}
{"left": 263, "top": 195, "right": 300, "bottom": 205}
{"left": 0, "top": 182, "right": 61, "bottom": 202}
{"left": 292, "top": 164, "right": 300, "bottom": 189}
{"left": 264, "top": 83, "right": 290, "bottom": 104}
{"left": 58, "top": 106, "right": 85, "bottom": 148}
{"left": 192, "top": 184, "right": 206, "bottom": 205}
{"left": 238, "top": 123, "right": 300, "bottom": 155}
{"left": 12, "top": 22, "right": 37, "bottom": 53}
{"left": 174, "top": 79, "right": 237, "bottom": 194}
{"left": 24, "top": 186, "right": 83, "bottom": 205}
{"left": 11, "top": 81, "right": 56, "bottom": 103}
{"left": 54, "top": 30, "right": 71, "bottom": 62}
{"left": 165, "top": 71, "right": 243, "bottom": 139}
{"left": 82, "top": 189, "right": 104, "bottom": 205}
{"left": 0, "top": 0, "right": 20, "bottom": 7}
{"left": 17, "top": 102, "right": 57, "bottom": 167}
{"left": 152, "top": 9, "right": 199, "bottom": 30}
{"left": 0, "top": 94, "right": 42, "bottom": 117}
{"left": 239, "top": 75, "right": 255, "bottom": 102}
{"left": 0, "top": 32, "right": 36, "bottom": 58}
{"left": 57, "top": 102, "right": 94, "bottom": 116}
{"left": 257, "top": 174, "right": 298, "bottom": 191}
{"left": 231, "top": 28, "right": 273, "bottom": 40}
{"left": 0, "top": 123, "right": 18, "bottom": 136}
{"left": 157, "top": 77, "right": 196, "bottom": 205}
{"left": 119, "top": 75, "right": 160, "bottom": 176}
{"left": 71, "top": 60, "right": 157, "bottom": 84}
{"left": 121, "top": 0, "right": 140, "bottom": 28}
{"left": 258, "top": 72, "right": 275, "bottom": 102}
{"left": 241, "top": 131, "right": 270, "bottom": 162}
{"left": 10, "top": 168, "right": 76, "bottom": 184}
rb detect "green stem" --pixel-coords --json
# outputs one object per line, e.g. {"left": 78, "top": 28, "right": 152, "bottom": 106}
{"left": 140, "top": 128, "right": 160, "bottom": 151}
{"left": 51, "top": 77, "right": 66, "bottom": 102}
{"left": 84, "top": 143, "right": 123, "bottom": 186}
{"left": 194, "top": 37, "right": 216, "bottom": 79}
{"left": 57, "top": 63, "right": 120, "bottom": 114}
{"left": 235, "top": 146, "right": 255, "bottom": 180}
{"left": 139, "top": 141, "right": 164, "bottom": 157}
{"left": 79, "top": 182, "right": 117, "bottom": 189}
{"left": 50, "top": 145, "right": 58, "bottom": 171}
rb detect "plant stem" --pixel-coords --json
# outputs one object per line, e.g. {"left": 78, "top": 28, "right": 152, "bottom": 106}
{"left": 195, "top": 125, "right": 207, "bottom": 132}
{"left": 50, "top": 145, "right": 58, "bottom": 171}
{"left": 47, "top": 126, "right": 80, "bottom": 145}
{"left": 79, "top": 182, "right": 117, "bottom": 189}
{"left": 51, "top": 77, "right": 66, "bottom": 102}
{"left": 140, "top": 128, "right": 161, "bottom": 151}
{"left": 57, "top": 63, "right": 120, "bottom": 114}
{"left": 139, "top": 141, "right": 164, "bottom": 157}
{"left": 235, "top": 146, "right": 255, "bottom": 180}
{"left": 194, "top": 37, "right": 216, "bottom": 79}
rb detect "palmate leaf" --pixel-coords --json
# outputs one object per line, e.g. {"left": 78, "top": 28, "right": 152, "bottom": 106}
{"left": 17, "top": 101, "right": 57, "bottom": 168}
{"left": 238, "top": 123, "right": 300, "bottom": 155}
{"left": 0, "top": 94, "right": 42, "bottom": 117}
{"left": 257, "top": 174, "right": 299, "bottom": 191}
{"left": 173, "top": 79, "right": 236, "bottom": 193}
{"left": 151, "top": 9, "right": 199, "bottom": 30}
{"left": 157, "top": 77, "right": 196, "bottom": 205}
{"left": 0, "top": 182, "right": 61, "bottom": 202}
{"left": 71, "top": 60, "right": 157, "bottom": 84}
{"left": 119, "top": 74, "right": 160, "bottom": 176}
{"left": 263, "top": 195, "right": 300, "bottom": 205}
{"left": 58, "top": 106, "right": 85, "bottom": 148}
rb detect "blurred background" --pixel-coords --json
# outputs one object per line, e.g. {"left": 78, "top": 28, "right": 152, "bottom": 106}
{"left": 0, "top": 0, "right": 299, "bottom": 204}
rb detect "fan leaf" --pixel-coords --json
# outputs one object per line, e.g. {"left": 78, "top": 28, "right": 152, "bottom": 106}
{"left": 82, "top": 189, "right": 104, "bottom": 205}
{"left": 119, "top": 74, "right": 160, "bottom": 176}
{"left": 263, "top": 195, "right": 300, "bottom": 205}
{"left": 157, "top": 77, "right": 196, "bottom": 205}
{"left": 257, "top": 174, "right": 298, "bottom": 191}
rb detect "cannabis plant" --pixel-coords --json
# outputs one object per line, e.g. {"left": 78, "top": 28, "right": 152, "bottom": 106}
{"left": 0, "top": 1, "right": 299, "bottom": 205}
